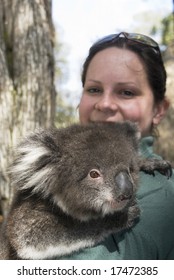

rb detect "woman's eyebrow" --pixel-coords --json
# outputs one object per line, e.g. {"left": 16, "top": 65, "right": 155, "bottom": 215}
{"left": 86, "top": 79, "right": 102, "bottom": 84}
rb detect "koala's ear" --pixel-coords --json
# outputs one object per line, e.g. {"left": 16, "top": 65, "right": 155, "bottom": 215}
{"left": 8, "top": 129, "right": 63, "bottom": 192}
{"left": 124, "top": 121, "right": 141, "bottom": 140}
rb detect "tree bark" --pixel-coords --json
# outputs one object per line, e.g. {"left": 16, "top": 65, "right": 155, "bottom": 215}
{"left": 0, "top": 0, "right": 56, "bottom": 217}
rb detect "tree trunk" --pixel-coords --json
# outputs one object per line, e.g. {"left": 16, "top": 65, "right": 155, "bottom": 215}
{"left": 0, "top": 0, "right": 56, "bottom": 217}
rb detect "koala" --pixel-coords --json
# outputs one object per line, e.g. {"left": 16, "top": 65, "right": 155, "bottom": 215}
{"left": 0, "top": 121, "right": 172, "bottom": 259}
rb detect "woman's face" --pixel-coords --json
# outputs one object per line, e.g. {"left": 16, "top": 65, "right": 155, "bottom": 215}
{"left": 79, "top": 47, "right": 167, "bottom": 136}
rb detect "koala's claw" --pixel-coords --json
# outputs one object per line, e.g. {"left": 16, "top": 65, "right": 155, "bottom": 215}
{"left": 140, "top": 159, "right": 173, "bottom": 179}
{"left": 157, "top": 161, "right": 172, "bottom": 179}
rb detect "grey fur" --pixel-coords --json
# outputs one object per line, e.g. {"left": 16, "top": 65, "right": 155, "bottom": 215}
{"left": 0, "top": 122, "right": 172, "bottom": 259}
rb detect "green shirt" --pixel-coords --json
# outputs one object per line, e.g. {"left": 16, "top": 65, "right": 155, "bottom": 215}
{"left": 57, "top": 136, "right": 174, "bottom": 260}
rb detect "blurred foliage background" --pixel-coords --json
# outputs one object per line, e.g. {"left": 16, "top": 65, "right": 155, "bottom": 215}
{"left": 148, "top": 12, "right": 174, "bottom": 165}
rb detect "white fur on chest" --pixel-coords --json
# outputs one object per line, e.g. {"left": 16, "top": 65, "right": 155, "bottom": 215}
{"left": 18, "top": 239, "right": 95, "bottom": 259}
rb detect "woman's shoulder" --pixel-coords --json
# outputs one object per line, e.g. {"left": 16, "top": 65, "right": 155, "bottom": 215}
{"left": 139, "top": 136, "right": 174, "bottom": 207}
{"left": 137, "top": 169, "right": 174, "bottom": 221}
{"left": 133, "top": 170, "right": 174, "bottom": 259}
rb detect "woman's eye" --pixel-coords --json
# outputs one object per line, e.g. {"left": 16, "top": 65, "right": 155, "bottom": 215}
{"left": 87, "top": 88, "right": 101, "bottom": 94}
{"left": 120, "top": 90, "right": 135, "bottom": 98}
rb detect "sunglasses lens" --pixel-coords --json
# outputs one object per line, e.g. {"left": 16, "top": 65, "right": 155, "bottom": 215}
{"left": 126, "top": 33, "right": 158, "bottom": 48}
{"left": 94, "top": 34, "right": 118, "bottom": 46}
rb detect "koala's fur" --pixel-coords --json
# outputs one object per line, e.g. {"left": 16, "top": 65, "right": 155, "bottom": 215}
{"left": 0, "top": 121, "right": 171, "bottom": 259}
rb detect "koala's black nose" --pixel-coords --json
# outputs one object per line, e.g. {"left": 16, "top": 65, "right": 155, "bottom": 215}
{"left": 115, "top": 171, "right": 133, "bottom": 200}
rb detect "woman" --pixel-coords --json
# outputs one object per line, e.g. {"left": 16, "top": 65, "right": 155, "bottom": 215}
{"left": 62, "top": 32, "right": 174, "bottom": 259}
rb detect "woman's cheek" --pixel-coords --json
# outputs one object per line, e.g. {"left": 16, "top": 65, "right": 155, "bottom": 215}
{"left": 120, "top": 102, "right": 142, "bottom": 123}
{"left": 79, "top": 95, "right": 94, "bottom": 124}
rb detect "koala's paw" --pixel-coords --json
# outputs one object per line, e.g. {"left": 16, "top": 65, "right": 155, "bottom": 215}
{"left": 140, "top": 158, "right": 172, "bottom": 179}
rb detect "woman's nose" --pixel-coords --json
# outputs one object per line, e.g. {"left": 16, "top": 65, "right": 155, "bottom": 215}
{"left": 95, "top": 93, "right": 118, "bottom": 113}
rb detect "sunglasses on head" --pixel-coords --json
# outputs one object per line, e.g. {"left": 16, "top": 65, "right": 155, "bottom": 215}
{"left": 93, "top": 32, "right": 160, "bottom": 54}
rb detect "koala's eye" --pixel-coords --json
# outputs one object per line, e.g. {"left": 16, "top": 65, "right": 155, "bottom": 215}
{"left": 89, "top": 169, "right": 101, "bottom": 178}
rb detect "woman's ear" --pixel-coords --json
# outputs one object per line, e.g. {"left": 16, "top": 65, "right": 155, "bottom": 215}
{"left": 153, "top": 98, "right": 170, "bottom": 125}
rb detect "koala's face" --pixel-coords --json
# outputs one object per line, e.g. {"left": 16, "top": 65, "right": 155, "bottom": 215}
{"left": 50, "top": 122, "right": 140, "bottom": 221}
{"left": 12, "top": 121, "right": 140, "bottom": 222}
